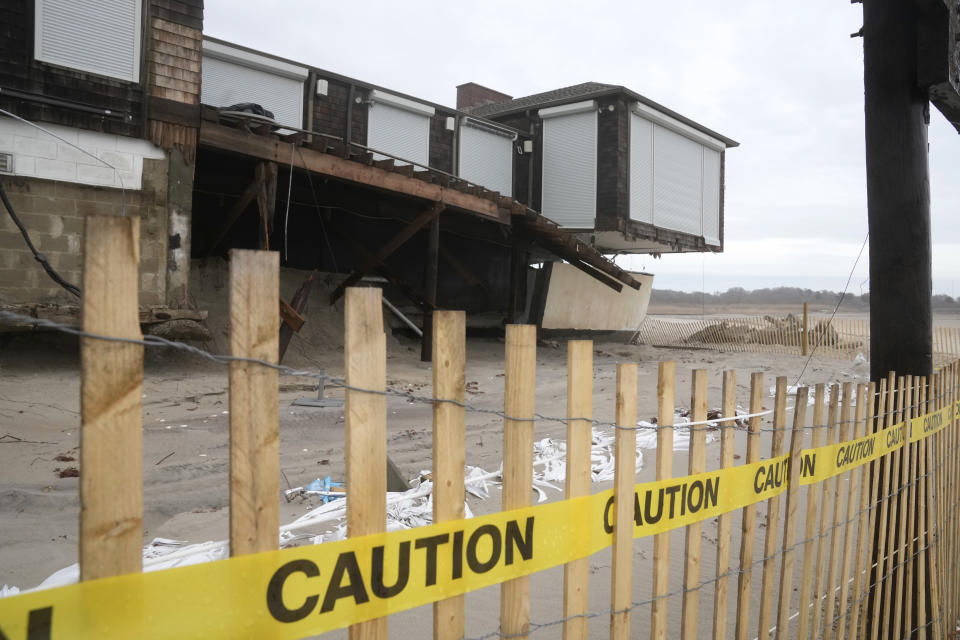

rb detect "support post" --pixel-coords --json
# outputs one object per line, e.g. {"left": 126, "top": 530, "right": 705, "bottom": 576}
{"left": 80, "top": 215, "right": 143, "bottom": 581}
{"left": 228, "top": 250, "right": 279, "bottom": 556}
{"left": 255, "top": 161, "right": 278, "bottom": 251}
{"left": 345, "top": 287, "right": 388, "bottom": 640}
{"left": 432, "top": 311, "right": 465, "bottom": 640}
{"left": 500, "top": 324, "right": 536, "bottom": 639}
{"left": 610, "top": 363, "right": 637, "bottom": 640}
{"left": 563, "top": 340, "right": 593, "bottom": 640}
{"left": 421, "top": 216, "right": 440, "bottom": 362}
{"left": 864, "top": 0, "right": 933, "bottom": 380}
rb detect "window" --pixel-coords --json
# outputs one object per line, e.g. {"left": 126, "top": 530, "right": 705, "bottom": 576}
{"left": 35, "top": 0, "right": 142, "bottom": 83}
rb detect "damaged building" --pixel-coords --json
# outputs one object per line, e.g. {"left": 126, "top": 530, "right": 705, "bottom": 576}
{"left": 0, "top": 0, "right": 737, "bottom": 356}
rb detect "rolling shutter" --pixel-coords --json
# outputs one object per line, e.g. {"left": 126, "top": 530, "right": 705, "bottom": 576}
{"left": 458, "top": 119, "right": 513, "bottom": 196}
{"left": 201, "top": 42, "right": 307, "bottom": 129}
{"left": 653, "top": 125, "right": 703, "bottom": 236}
{"left": 540, "top": 101, "right": 597, "bottom": 228}
{"left": 35, "top": 0, "right": 141, "bottom": 82}
{"left": 367, "top": 91, "right": 433, "bottom": 167}
{"left": 629, "top": 114, "right": 654, "bottom": 224}
{"left": 702, "top": 148, "right": 721, "bottom": 246}
{"left": 631, "top": 102, "right": 726, "bottom": 243}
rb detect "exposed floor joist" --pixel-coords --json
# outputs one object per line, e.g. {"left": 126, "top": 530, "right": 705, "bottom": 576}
{"left": 199, "top": 121, "right": 506, "bottom": 222}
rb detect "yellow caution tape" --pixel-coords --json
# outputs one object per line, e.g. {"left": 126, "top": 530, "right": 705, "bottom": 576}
{"left": 1, "top": 400, "right": 957, "bottom": 639}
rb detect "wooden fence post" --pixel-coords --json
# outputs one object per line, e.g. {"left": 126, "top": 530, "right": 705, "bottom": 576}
{"left": 878, "top": 376, "right": 907, "bottom": 637}
{"left": 823, "top": 383, "right": 854, "bottom": 640}
{"left": 901, "top": 378, "right": 921, "bottom": 639}
{"left": 848, "top": 381, "right": 877, "bottom": 639}
{"left": 711, "top": 370, "right": 736, "bottom": 640}
{"left": 228, "top": 250, "right": 279, "bottom": 557}
{"left": 915, "top": 377, "right": 932, "bottom": 640}
{"left": 651, "top": 361, "right": 675, "bottom": 640}
{"left": 756, "top": 377, "right": 787, "bottom": 640}
{"left": 610, "top": 363, "right": 638, "bottom": 640}
{"left": 796, "top": 383, "right": 826, "bottom": 640}
{"left": 811, "top": 385, "right": 840, "bottom": 639}
{"left": 563, "top": 340, "right": 593, "bottom": 640}
{"left": 774, "top": 386, "right": 807, "bottom": 640}
{"left": 345, "top": 286, "right": 388, "bottom": 640}
{"left": 432, "top": 310, "right": 466, "bottom": 640}
{"left": 680, "top": 370, "right": 708, "bottom": 640}
{"left": 734, "top": 372, "right": 764, "bottom": 640}
{"left": 835, "top": 384, "right": 867, "bottom": 640}
{"left": 868, "top": 372, "right": 897, "bottom": 639}
{"left": 501, "top": 324, "right": 536, "bottom": 640}
{"left": 80, "top": 215, "right": 143, "bottom": 581}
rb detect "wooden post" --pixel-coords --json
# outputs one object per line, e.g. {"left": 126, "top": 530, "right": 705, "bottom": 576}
{"left": 432, "top": 311, "right": 465, "bottom": 640}
{"left": 421, "top": 216, "right": 440, "bottom": 362}
{"left": 823, "top": 383, "right": 854, "bottom": 640}
{"left": 835, "top": 384, "right": 867, "bottom": 640}
{"left": 802, "top": 302, "right": 809, "bottom": 356}
{"left": 255, "top": 161, "right": 278, "bottom": 250}
{"left": 774, "top": 386, "right": 807, "bottom": 640}
{"left": 610, "top": 363, "right": 638, "bottom": 640}
{"left": 501, "top": 324, "right": 536, "bottom": 639}
{"left": 711, "top": 370, "right": 736, "bottom": 640}
{"left": 680, "top": 370, "right": 708, "bottom": 640}
{"left": 345, "top": 287, "right": 388, "bottom": 640}
{"left": 863, "top": 0, "right": 933, "bottom": 380}
{"left": 651, "top": 361, "right": 675, "bottom": 640}
{"left": 848, "top": 382, "right": 877, "bottom": 640}
{"left": 734, "top": 372, "right": 764, "bottom": 640}
{"left": 811, "top": 385, "right": 840, "bottom": 639}
{"left": 796, "top": 383, "right": 827, "bottom": 640}
{"left": 756, "top": 377, "right": 787, "bottom": 640}
{"left": 563, "top": 340, "right": 593, "bottom": 640}
{"left": 80, "top": 215, "right": 143, "bottom": 581}
{"left": 229, "top": 250, "right": 280, "bottom": 557}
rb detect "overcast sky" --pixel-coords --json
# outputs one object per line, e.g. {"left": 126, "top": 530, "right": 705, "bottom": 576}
{"left": 204, "top": 0, "right": 960, "bottom": 295}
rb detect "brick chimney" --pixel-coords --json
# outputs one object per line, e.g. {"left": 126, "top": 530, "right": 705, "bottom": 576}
{"left": 456, "top": 82, "right": 512, "bottom": 111}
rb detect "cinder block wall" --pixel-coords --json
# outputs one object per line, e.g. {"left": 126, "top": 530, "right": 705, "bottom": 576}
{"left": 0, "top": 157, "right": 170, "bottom": 306}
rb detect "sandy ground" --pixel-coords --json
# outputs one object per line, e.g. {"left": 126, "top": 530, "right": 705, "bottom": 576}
{"left": 0, "top": 266, "right": 892, "bottom": 638}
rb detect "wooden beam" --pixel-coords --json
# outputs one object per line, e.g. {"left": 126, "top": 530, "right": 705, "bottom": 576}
{"left": 200, "top": 121, "right": 504, "bottom": 221}
{"left": 278, "top": 296, "right": 305, "bottom": 333}
{"left": 329, "top": 202, "right": 444, "bottom": 304}
{"left": 278, "top": 274, "right": 313, "bottom": 364}
{"left": 204, "top": 178, "right": 258, "bottom": 256}
{"left": 255, "top": 161, "right": 278, "bottom": 250}
{"left": 515, "top": 216, "right": 640, "bottom": 290}
{"left": 439, "top": 245, "right": 487, "bottom": 291}
{"left": 420, "top": 216, "right": 439, "bottom": 362}
{"left": 329, "top": 226, "right": 434, "bottom": 311}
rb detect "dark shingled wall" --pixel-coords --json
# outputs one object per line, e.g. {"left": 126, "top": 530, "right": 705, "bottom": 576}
{"left": 0, "top": 0, "right": 148, "bottom": 137}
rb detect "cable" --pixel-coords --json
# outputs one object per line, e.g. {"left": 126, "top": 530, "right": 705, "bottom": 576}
{"left": 296, "top": 147, "right": 339, "bottom": 273}
{"left": 283, "top": 142, "right": 294, "bottom": 262}
{"left": 0, "top": 180, "right": 80, "bottom": 297}
{"left": 792, "top": 232, "right": 869, "bottom": 386}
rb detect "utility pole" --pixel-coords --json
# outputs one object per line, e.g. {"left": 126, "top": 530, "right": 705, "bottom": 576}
{"left": 862, "top": 3, "right": 958, "bottom": 635}
{"left": 864, "top": 0, "right": 933, "bottom": 381}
